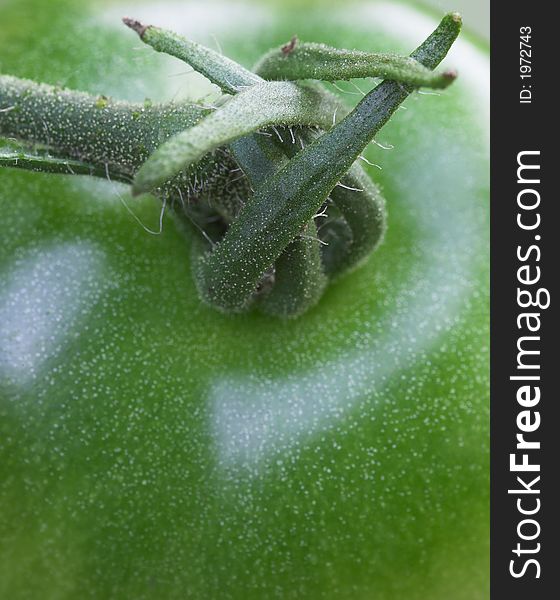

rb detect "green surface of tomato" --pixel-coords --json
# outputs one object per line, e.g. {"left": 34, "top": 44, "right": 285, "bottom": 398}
{"left": 0, "top": 0, "right": 489, "bottom": 598}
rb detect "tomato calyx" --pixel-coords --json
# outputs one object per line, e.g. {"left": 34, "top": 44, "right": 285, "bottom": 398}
{"left": 0, "top": 13, "right": 461, "bottom": 317}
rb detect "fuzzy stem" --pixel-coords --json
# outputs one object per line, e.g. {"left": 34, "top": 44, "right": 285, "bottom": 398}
{"left": 0, "top": 75, "right": 208, "bottom": 180}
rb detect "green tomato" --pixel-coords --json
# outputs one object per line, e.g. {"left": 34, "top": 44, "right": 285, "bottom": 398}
{"left": 0, "top": 1, "right": 489, "bottom": 599}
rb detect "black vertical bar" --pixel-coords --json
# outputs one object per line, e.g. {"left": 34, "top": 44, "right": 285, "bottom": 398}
{"left": 491, "top": 0, "right": 557, "bottom": 597}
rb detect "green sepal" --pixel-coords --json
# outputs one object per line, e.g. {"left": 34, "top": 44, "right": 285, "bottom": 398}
{"left": 0, "top": 144, "right": 118, "bottom": 180}
{"left": 254, "top": 41, "right": 457, "bottom": 88}
{"left": 123, "top": 18, "right": 261, "bottom": 94}
{"left": 258, "top": 221, "right": 327, "bottom": 318}
{"left": 326, "top": 164, "right": 387, "bottom": 277}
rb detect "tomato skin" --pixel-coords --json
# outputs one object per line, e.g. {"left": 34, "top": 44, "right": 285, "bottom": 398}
{"left": 0, "top": 1, "right": 489, "bottom": 599}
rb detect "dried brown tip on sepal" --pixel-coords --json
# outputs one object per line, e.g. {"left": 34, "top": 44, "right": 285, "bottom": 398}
{"left": 122, "top": 17, "right": 148, "bottom": 38}
{"left": 443, "top": 68, "right": 458, "bottom": 81}
{"left": 281, "top": 36, "right": 298, "bottom": 55}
